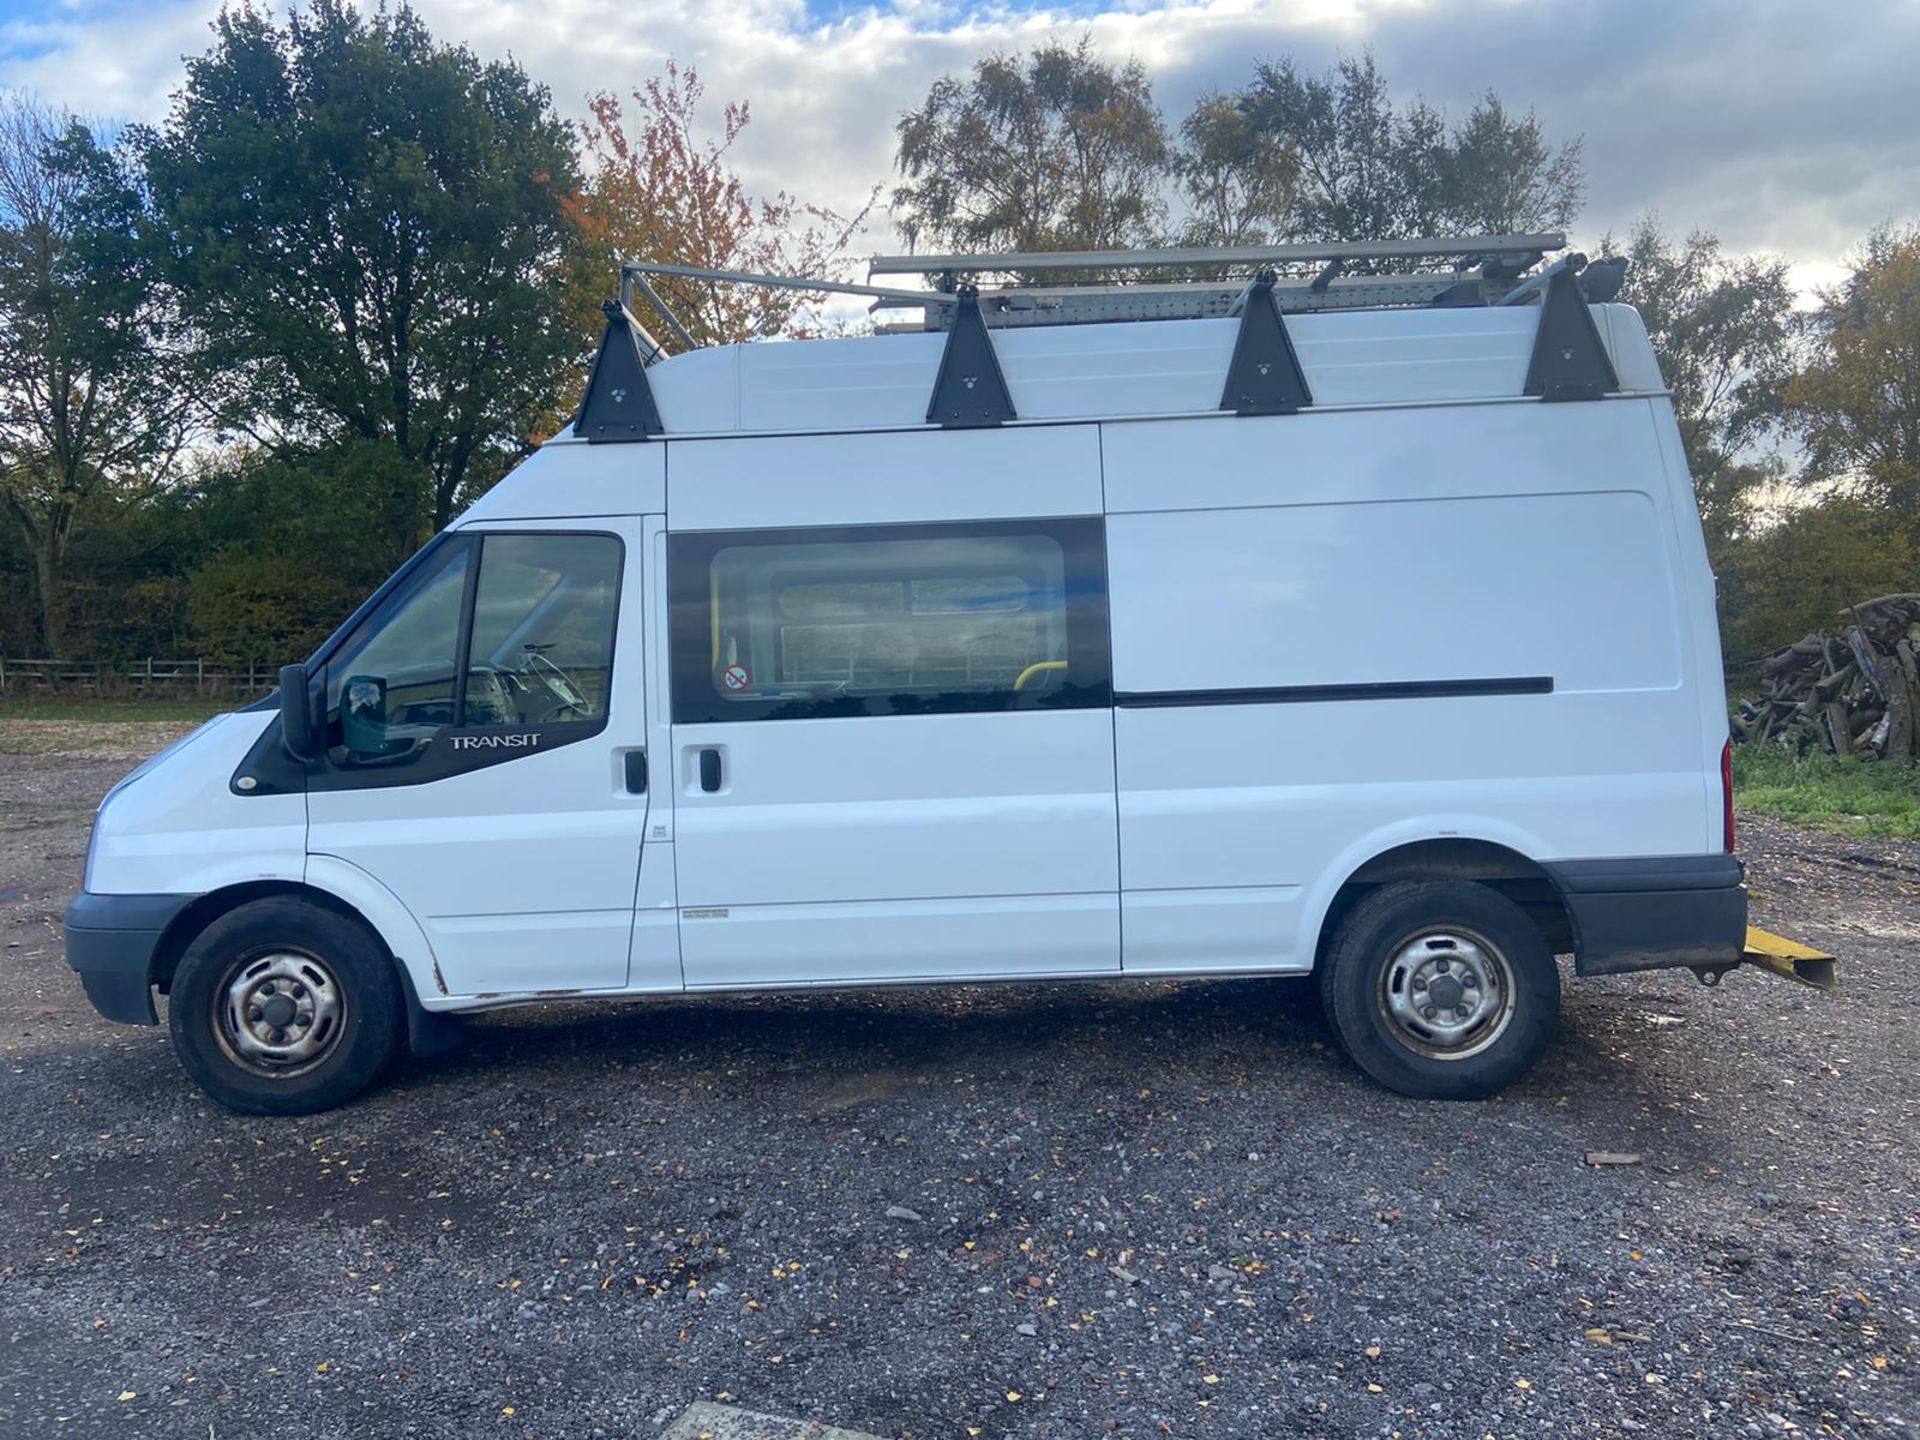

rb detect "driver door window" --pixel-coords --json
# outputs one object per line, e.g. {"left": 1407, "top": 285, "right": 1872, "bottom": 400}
{"left": 324, "top": 531, "right": 622, "bottom": 770}
{"left": 464, "top": 534, "right": 620, "bottom": 728}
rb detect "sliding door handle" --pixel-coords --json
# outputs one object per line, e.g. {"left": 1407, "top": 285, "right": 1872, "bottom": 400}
{"left": 698, "top": 748, "right": 722, "bottom": 793}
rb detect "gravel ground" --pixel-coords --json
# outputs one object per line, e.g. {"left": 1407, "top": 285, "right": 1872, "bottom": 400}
{"left": 1, "top": 738, "right": 1915, "bottom": 1440}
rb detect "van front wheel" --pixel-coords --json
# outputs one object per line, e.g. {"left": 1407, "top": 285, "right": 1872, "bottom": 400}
{"left": 167, "top": 897, "right": 405, "bottom": 1115}
{"left": 1319, "top": 880, "right": 1559, "bottom": 1100}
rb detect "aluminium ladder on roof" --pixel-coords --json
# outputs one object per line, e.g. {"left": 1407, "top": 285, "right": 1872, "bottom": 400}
{"left": 865, "top": 232, "right": 1567, "bottom": 277}
{"left": 575, "top": 235, "right": 1623, "bottom": 441}
{"left": 616, "top": 233, "right": 1570, "bottom": 334}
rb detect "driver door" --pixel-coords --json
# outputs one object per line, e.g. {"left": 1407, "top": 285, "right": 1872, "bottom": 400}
{"left": 305, "top": 520, "right": 657, "bottom": 996}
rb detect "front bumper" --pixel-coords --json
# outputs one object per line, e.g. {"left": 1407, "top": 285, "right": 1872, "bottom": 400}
{"left": 1546, "top": 855, "right": 1747, "bottom": 977}
{"left": 63, "top": 892, "right": 199, "bottom": 1025}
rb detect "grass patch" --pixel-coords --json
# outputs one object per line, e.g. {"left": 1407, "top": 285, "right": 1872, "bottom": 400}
{"left": 0, "top": 696, "right": 230, "bottom": 723}
{"left": 1732, "top": 743, "right": 1920, "bottom": 839}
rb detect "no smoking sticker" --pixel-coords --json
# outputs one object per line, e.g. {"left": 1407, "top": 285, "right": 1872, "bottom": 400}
{"left": 721, "top": 664, "right": 751, "bottom": 691}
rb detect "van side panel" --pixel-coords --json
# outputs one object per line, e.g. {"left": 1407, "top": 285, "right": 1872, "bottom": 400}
{"left": 1646, "top": 397, "right": 1735, "bottom": 854}
{"left": 666, "top": 425, "right": 1103, "bottom": 530}
{"left": 1102, "top": 402, "right": 1713, "bottom": 973}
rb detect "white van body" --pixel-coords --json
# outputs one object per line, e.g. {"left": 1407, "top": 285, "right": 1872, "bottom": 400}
{"left": 65, "top": 292, "right": 1745, "bottom": 1106}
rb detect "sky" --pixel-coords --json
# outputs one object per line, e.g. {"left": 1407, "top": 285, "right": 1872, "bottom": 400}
{"left": 0, "top": 0, "right": 1913, "bottom": 296}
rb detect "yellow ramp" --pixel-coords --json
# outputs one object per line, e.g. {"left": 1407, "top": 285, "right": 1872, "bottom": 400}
{"left": 1742, "top": 927, "right": 1838, "bottom": 990}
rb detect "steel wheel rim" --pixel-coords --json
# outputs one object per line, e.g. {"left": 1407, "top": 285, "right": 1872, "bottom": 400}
{"left": 213, "top": 951, "right": 347, "bottom": 1078}
{"left": 1376, "top": 927, "right": 1516, "bottom": 1061}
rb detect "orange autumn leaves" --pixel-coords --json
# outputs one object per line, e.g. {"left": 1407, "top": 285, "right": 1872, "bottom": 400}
{"left": 566, "top": 62, "right": 874, "bottom": 354}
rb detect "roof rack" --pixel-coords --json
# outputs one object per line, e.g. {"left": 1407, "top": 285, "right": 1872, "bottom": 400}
{"left": 574, "top": 235, "right": 1626, "bottom": 442}
{"left": 864, "top": 233, "right": 1564, "bottom": 329}
{"left": 616, "top": 233, "right": 1565, "bottom": 339}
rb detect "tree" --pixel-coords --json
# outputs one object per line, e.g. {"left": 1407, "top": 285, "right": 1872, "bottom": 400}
{"left": 0, "top": 98, "right": 189, "bottom": 655}
{"left": 137, "top": 0, "right": 587, "bottom": 555}
{"left": 1171, "top": 94, "right": 1297, "bottom": 247}
{"left": 893, "top": 39, "right": 1168, "bottom": 255}
{"left": 572, "top": 63, "right": 871, "bottom": 352}
{"left": 1607, "top": 217, "right": 1798, "bottom": 552}
{"left": 1716, "top": 497, "right": 1916, "bottom": 663}
{"left": 1235, "top": 55, "right": 1583, "bottom": 246}
{"left": 1790, "top": 226, "right": 1920, "bottom": 518}
{"left": 1431, "top": 94, "right": 1583, "bottom": 237}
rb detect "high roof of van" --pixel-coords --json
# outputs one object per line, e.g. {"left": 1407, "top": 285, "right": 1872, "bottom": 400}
{"left": 579, "top": 300, "right": 1664, "bottom": 442}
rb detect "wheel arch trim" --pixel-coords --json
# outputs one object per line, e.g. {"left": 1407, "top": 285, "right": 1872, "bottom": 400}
{"left": 300, "top": 855, "right": 445, "bottom": 1006}
{"left": 1298, "top": 819, "right": 1561, "bottom": 968}
{"left": 149, "top": 862, "right": 440, "bottom": 1009}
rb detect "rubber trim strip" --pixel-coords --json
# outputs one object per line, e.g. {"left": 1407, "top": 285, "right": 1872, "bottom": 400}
{"left": 1114, "top": 676, "right": 1552, "bottom": 708}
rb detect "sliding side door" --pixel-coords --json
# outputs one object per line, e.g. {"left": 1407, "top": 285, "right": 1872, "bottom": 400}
{"left": 664, "top": 427, "right": 1120, "bottom": 988}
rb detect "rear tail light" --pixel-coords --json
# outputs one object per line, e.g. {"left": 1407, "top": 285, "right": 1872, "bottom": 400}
{"left": 1721, "top": 739, "right": 1736, "bottom": 852}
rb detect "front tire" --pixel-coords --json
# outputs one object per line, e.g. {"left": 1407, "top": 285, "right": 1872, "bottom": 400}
{"left": 1319, "top": 879, "right": 1560, "bottom": 1100}
{"left": 167, "top": 897, "right": 405, "bottom": 1115}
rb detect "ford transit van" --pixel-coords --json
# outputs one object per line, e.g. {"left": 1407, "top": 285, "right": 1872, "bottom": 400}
{"left": 64, "top": 238, "right": 1752, "bottom": 1113}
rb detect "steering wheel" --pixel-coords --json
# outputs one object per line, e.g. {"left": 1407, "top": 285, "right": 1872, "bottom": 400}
{"left": 519, "top": 648, "right": 589, "bottom": 722}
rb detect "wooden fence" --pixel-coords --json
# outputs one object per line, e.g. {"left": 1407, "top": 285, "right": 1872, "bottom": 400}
{"left": 0, "top": 656, "right": 277, "bottom": 698}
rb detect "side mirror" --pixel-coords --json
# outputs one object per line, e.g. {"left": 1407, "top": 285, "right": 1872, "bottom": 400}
{"left": 340, "top": 674, "right": 393, "bottom": 758}
{"left": 278, "top": 663, "right": 319, "bottom": 762}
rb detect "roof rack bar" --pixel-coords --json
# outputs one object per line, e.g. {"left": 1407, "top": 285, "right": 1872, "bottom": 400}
{"left": 1497, "top": 252, "right": 1583, "bottom": 307}
{"left": 869, "top": 233, "right": 1565, "bottom": 278}
{"left": 871, "top": 270, "right": 1522, "bottom": 328}
{"left": 627, "top": 271, "right": 698, "bottom": 354}
{"left": 622, "top": 260, "right": 957, "bottom": 308}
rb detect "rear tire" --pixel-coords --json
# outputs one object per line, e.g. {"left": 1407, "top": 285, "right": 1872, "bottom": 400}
{"left": 1319, "top": 879, "right": 1559, "bottom": 1100}
{"left": 167, "top": 897, "right": 405, "bottom": 1115}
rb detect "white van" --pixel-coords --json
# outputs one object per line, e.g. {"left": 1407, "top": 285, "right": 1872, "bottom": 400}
{"left": 64, "top": 237, "right": 1753, "bottom": 1114}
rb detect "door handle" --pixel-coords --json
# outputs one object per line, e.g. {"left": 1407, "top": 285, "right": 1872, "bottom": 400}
{"left": 623, "top": 749, "right": 647, "bottom": 794}
{"left": 698, "top": 748, "right": 722, "bottom": 793}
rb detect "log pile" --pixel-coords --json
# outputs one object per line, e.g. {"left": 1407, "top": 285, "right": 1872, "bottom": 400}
{"left": 1735, "top": 595, "right": 1920, "bottom": 759}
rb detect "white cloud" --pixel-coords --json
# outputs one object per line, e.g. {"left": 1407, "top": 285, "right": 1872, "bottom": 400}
{"left": 2, "top": 0, "right": 1912, "bottom": 283}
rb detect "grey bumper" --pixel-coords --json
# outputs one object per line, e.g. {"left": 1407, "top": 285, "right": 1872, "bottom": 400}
{"left": 63, "top": 892, "right": 199, "bottom": 1025}
{"left": 1546, "top": 855, "right": 1746, "bottom": 977}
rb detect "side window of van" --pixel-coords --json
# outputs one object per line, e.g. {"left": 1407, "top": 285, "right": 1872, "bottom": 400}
{"left": 323, "top": 531, "right": 622, "bottom": 768}
{"left": 463, "top": 534, "right": 621, "bottom": 729}
{"left": 669, "top": 518, "right": 1110, "bottom": 723}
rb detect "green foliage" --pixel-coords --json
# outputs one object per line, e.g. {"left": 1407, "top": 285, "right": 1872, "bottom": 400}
{"left": 891, "top": 45, "right": 1584, "bottom": 259}
{"left": 1790, "top": 226, "right": 1920, "bottom": 517}
{"left": 0, "top": 697, "right": 225, "bottom": 721}
{"left": 1717, "top": 497, "right": 1916, "bottom": 663}
{"left": 1732, "top": 743, "right": 1920, "bottom": 839}
{"left": 174, "top": 439, "right": 411, "bottom": 663}
{"left": 894, "top": 39, "right": 1169, "bottom": 254}
{"left": 1235, "top": 55, "right": 1584, "bottom": 243}
{"left": 0, "top": 99, "right": 191, "bottom": 654}
{"left": 179, "top": 437, "right": 428, "bottom": 579}
{"left": 1171, "top": 94, "right": 1296, "bottom": 247}
{"left": 136, "top": 0, "right": 588, "bottom": 547}
{"left": 185, "top": 547, "right": 364, "bottom": 666}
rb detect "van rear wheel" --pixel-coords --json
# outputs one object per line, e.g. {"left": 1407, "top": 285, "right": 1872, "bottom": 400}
{"left": 1319, "top": 880, "right": 1559, "bottom": 1100}
{"left": 167, "top": 897, "right": 404, "bottom": 1115}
